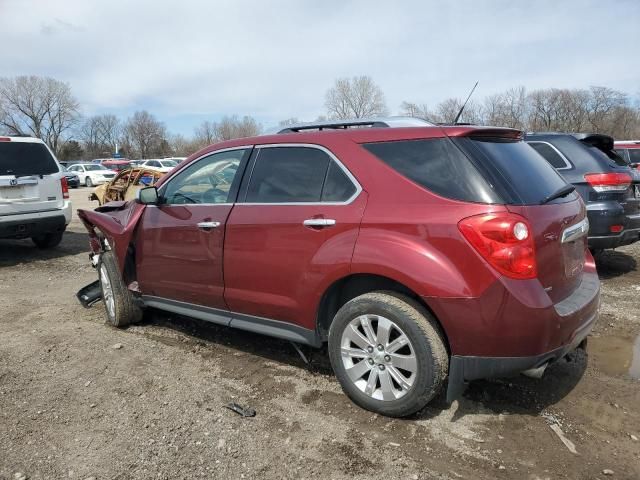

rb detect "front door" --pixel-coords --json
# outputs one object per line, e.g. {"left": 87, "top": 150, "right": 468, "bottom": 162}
{"left": 136, "top": 148, "right": 251, "bottom": 308}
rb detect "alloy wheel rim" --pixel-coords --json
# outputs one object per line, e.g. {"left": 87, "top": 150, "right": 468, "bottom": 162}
{"left": 99, "top": 265, "right": 115, "bottom": 319}
{"left": 340, "top": 314, "right": 417, "bottom": 401}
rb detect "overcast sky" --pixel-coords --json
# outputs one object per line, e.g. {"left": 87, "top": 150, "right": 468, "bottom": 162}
{"left": 1, "top": 0, "right": 638, "bottom": 134}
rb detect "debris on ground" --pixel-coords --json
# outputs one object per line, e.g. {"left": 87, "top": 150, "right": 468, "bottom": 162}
{"left": 111, "top": 343, "right": 123, "bottom": 349}
{"left": 224, "top": 402, "right": 256, "bottom": 417}
{"left": 603, "top": 469, "right": 614, "bottom": 475}
{"left": 549, "top": 424, "right": 578, "bottom": 455}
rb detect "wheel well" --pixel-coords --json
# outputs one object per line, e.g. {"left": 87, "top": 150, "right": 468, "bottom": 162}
{"left": 316, "top": 274, "right": 450, "bottom": 350}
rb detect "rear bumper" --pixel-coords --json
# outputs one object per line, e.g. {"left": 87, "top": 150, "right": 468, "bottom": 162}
{"left": 587, "top": 203, "right": 640, "bottom": 249}
{"left": 0, "top": 214, "right": 67, "bottom": 239}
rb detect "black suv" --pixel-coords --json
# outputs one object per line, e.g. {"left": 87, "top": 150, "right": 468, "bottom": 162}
{"left": 526, "top": 133, "right": 640, "bottom": 251}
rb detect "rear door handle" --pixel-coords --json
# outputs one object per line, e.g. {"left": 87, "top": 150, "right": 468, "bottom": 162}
{"left": 303, "top": 218, "right": 336, "bottom": 228}
{"left": 197, "top": 221, "right": 221, "bottom": 230}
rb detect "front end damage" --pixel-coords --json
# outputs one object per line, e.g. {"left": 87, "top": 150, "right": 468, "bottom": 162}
{"left": 76, "top": 201, "right": 145, "bottom": 308}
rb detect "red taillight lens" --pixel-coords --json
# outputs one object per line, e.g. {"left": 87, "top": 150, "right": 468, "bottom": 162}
{"left": 60, "top": 176, "right": 69, "bottom": 199}
{"left": 458, "top": 213, "right": 537, "bottom": 279}
{"left": 0, "top": 137, "right": 11, "bottom": 142}
{"left": 584, "top": 172, "right": 632, "bottom": 192}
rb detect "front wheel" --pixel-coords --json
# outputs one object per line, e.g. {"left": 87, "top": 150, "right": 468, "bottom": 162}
{"left": 328, "top": 292, "right": 448, "bottom": 417}
{"left": 98, "top": 251, "right": 142, "bottom": 328}
{"left": 85, "top": 177, "right": 93, "bottom": 187}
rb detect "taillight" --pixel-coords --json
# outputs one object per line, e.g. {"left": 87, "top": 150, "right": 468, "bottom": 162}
{"left": 0, "top": 137, "right": 11, "bottom": 142}
{"left": 584, "top": 172, "right": 632, "bottom": 192}
{"left": 458, "top": 213, "right": 537, "bottom": 280}
{"left": 60, "top": 176, "right": 69, "bottom": 199}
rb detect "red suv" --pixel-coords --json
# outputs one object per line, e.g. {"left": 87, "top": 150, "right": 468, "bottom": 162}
{"left": 78, "top": 118, "right": 599, "bottom": 417}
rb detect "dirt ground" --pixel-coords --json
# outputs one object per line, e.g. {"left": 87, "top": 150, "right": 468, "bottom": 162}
{"left": 1, "top": 187, "right": 639, "bottom": 480}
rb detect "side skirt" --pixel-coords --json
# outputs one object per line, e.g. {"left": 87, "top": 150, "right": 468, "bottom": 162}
{"left": 141, "top": 295, "right": 322, "bottom": 348}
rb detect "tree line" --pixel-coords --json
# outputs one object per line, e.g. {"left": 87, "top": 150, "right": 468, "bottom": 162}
{"left": 1, "top": 75, "right": 638, "bottom": 161}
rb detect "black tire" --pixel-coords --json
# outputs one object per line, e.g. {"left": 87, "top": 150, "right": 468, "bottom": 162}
{"left": 31, "top": 231, "right": 64, "bottom": 249}
{"left": 97, "top": 251, "right": 142, "bottom": 328}
{"left": 85, "top": 177, "right": 93, "bottom": 187}
{"left": 328, "top": 292, "right": 448, "bottom": 417}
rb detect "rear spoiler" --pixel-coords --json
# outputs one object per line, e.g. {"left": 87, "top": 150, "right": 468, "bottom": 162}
{"left": 572, "top": 133, "right": 615, "bottom": 152}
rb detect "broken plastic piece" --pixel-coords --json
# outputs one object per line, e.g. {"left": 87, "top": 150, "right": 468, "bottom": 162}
{"left": 76, "top": 280, "right": 102, "bottom": 308}
{"left": 224, "top": 402, "right": 256, "bottom": 417}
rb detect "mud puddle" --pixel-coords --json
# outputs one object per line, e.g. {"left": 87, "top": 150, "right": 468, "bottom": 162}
{"left": 589, "top": 334, "right": 640, "bottom": 380}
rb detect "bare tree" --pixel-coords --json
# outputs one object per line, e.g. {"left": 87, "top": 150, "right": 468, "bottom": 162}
{"left": 194, "top": 115, "right": 261, "bottom": 148}
{"left": 79, "top": 114, "right": 122, "bottom": 158}
{"left": 124, "top": 111, "right": 167, "bottom": 159}
{"left": 0, "top": 75, "right": 79, "bottom": 154}
{"left": 325, "top": 76, "right": 388, "bottom": 119}
{"left": 400, "top": 101, "right": 434, "bottom": 120}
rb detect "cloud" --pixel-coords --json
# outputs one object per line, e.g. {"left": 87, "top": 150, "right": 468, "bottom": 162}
{"left": 1, "top": 0, "right": 638, "bottom": 134}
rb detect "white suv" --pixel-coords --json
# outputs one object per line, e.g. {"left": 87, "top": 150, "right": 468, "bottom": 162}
{"left": 67, "top": 163, "right": 117, "bottom": 187}
{"left": 0, "top": 135, "right": 72, "bottom": 248}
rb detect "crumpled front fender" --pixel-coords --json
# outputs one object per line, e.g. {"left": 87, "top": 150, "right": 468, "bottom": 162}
{"left": 77, "top": 201, "right": 146, "bottom": 273}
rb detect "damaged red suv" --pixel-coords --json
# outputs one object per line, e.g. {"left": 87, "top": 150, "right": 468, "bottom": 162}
{"left": 78, "top": 118, "right": 599, "bottom": 417}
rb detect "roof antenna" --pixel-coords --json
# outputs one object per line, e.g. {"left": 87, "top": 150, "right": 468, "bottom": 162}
{"left": 452, "top": 81, "right": 479, "bottom": 124}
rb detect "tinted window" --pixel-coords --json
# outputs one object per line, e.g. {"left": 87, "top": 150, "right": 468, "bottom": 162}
{"left": 460, "top": 138, "right": 572, "bottom": 205}
{"left": 629, "top": 149, "right": 640, "bottom": 164}
{"left": 585, "top": 145, "right": 629, "bottom": 167}
{"left": 0, "top": 142, "right": 58, "bottom": 176}
{"left": 322, "top": 161, "right": 357, "bottom": 202}
{"left": 163, "top": 149, "right": 246, "bottom": 205}
{"left": 246, "top": 147, "right": 330, "bottom": 203}
{"left": 614, "top": 149, "right": 629, "bottom": 163}
{"left": 363, "top": 138, "right": 500, "bottom": 203}
{"left": 528, "top": 142, "right": 570, "bottom": 169}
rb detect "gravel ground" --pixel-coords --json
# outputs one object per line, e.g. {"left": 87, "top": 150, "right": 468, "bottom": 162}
{"left": 0, "top": 187, "right": 639, "bottom": 480}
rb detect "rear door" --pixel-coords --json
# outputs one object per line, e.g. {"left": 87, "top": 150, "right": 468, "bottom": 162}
{"left": 135, "top": 148, "right": 251, "bottom": 308}
{"left": 0, "top": 138, "right": 64, "bottom": 217}
{"left": 223, "top": 144, "right": 366, "bottom": 330}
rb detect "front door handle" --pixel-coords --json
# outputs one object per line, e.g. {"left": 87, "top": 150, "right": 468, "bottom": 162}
{"left": 197, "top": 221, "right": 221, "bottom": 230}
{"left": 303, "top": 218, "right": 336, "bottom": 228}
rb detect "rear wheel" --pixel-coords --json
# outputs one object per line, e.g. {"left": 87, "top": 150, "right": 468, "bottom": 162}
{"left": 32, "top": 231, "right": 64, "bottom": 249}
{"left": 98, "top": 251, "right": 142, "bottom": 328}
{"left": 328, "top": 292, "right": 448, "bottom": 417}
{"left": 85, "top": 177, "right": 93, "bottom": 187}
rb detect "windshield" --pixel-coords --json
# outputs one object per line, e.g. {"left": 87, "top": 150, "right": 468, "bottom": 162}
{"left": 160, "top": 160, "right": 178, "bottom": 167}
{"left": 84, "top": 164, "right": 109, "bottom": 171}
{"left": 0, "top": 142, "right": 59, "bottom": 176}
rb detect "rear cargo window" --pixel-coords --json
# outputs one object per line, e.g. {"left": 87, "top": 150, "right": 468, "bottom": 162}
{"left": 363, "top": 138, "right": 501, "bottom": 203}
{"left": 0, "top": 142, "right": 58, "bottom": 176}
{"left": 455, "top": 138, "right": 574, "bottom": 205}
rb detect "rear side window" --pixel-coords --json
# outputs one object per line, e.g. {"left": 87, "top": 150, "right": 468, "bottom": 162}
{"left": 0, "top": 142, "right": 58, "bottom": 176}
{"left": 246, "top": 146, "right": 357, "bottom": 203}
{"left": 363, "top": 138, "right": 500, "bottom": 203}
{"left": 456, "top": 138, "right": 573, "bottom": 205}
{"left": 528, "top": 142, "right": 571, "bottom": 169}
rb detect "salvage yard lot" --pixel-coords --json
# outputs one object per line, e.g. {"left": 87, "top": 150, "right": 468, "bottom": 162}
{"left": 1, "top": 188, "right": 639, "bottom": 480}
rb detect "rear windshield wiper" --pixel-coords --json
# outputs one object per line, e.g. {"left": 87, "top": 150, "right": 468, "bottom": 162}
{"left": 540, "top": 184, "right": 576, "bottom": 204}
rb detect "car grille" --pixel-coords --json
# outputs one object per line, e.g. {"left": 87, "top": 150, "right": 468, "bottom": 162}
{"left": 103, "top": 174, "right": 115, "bottom": 179}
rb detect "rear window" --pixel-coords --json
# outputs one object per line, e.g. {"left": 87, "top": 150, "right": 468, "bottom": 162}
{"left": 455, "top": 138, "right": 573, "bottom": 205}
{"left": 585, "top": 144, "right": 629, "bottom": 167}
{"left": 0, "top": 142, "right": 58, "bottom": 176}
{"left": 363, "top": 138, "right": 500, "bottom": 203}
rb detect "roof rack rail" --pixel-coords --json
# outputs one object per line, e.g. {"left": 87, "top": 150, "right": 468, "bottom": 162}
{"left": 277, "top": 116, "right": 433, "bottom": 134}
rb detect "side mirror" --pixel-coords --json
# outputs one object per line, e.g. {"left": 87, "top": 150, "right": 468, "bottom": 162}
{"left": 137, "top": 186, "right": 159, "bottom": 205}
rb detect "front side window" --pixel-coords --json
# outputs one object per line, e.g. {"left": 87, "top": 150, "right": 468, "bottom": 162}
{"left": 162, "top": 149, "right": 247, "bottom": 205}
{"left": 245, "top": 146, "right": 357, "bottom": 203}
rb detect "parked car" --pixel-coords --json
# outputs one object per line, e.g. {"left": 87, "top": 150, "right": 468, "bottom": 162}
{"left": 78, "top": 118, "right": 599, "bottom": 417}
{"left": 0, "top": 135, "right": 71, "bottom": 248}
{"left": 136, "top": 158, "right": 179, "bottom": 173}
{"left": 66, "top": 163, "right": 117, "bottom": 187}
{"left": 526, "top": 133, "right": 640, "bottom": 252}
{"left": 614, "top": 140, "right": 640, "bottom": 168}
{"left": 100, "top": 159, "right": 133, "bottom": 171}
{"left": 61, "top": 166, "right": 80, "bottom": 188}
{"left": 90, "top": 167, "right": 166, "bottom": 205}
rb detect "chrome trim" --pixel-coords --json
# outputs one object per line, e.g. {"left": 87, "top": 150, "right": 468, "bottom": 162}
{"left": 197, "top": 221, "right": 221, "bottom": 229}
{"left": 527, "top": 141, "right": 572, "bottom": 170}
{"left": 241, "top": 143, "right": 363, "bottom": 206}
{"left": 561, "top": 218, "right": 589, "bottom": 243}
{"left": 303, "top": 218, "right": 336, "bottom": 227}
